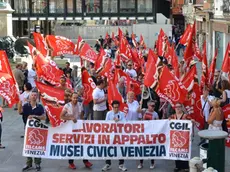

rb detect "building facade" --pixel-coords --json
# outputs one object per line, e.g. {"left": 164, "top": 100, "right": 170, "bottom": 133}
{"left": 9, "top": 0, "right": 170, "bottom": 37}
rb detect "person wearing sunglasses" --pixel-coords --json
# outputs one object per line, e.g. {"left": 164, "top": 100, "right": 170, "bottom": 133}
{"left": 125, "top": 61, "right": 137, "bottom": 80}
{"left": 102, "top": 100, "right": 127, "bottom": 171}
{"left": 169, "top": 102, "right": 191, "bottom": 172}
{"left": 137, "top": 100, "right": 159, "bottom": 169}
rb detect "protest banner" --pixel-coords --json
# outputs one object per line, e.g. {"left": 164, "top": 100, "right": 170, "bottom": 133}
{"left": 23, "top": 119, "right": 192, "bottom": 160}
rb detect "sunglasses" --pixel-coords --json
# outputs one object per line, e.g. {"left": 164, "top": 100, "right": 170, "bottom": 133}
{"left": 128, "top": 64, "right": 132, "bottom": 66}
{"left": 149, "top": 104, "right": 155, "bottom": 107}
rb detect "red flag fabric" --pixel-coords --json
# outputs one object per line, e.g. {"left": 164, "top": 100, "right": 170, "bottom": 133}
{"left": 75, "top": 36, "right": 83, "bottom": 55}
{"left": 183, "top": 23, "right": 196, "bottom": 62}
{"left": 79, "top": 43, "right": 98, "bottom": 63}
{"left": 182, "top": 65, "right": 196, "bottom": 91}
{"left": 222, "top": 104, "right": 230, "bottom": 147}
{"left": 131, "top": 33, "right": 138, "bottom": 47}
{"left": 144, "top": 49, "right": 160, "bottom": 88}
{"left": 184, "top": 82, "right": 204, "bottom": 130}
{"left": 33, "top": 32, "right": 48, "bottom": 57}
{"left": 118, "top": 28, "right": 123, "bottom": 40}
{"left": 157, "top": 29, "right": 170, "bottom": 57}
{"left": 36, "top": 81, "right": 65, "bottom": 127}
{"left": 105, "top": 32, "right": 109, "bottom": 39}
{"left": 107, "top": 80, "right": 128, "bottom": 114}
{"left": 179, "top": 24, "right": 192, "bottom": 45}
{"left": 46, "top": 35, "right": 75, "bottom": 56}
{"left": 81, "top": 68, "right": 96, "bottom": 105}
{"left": 120, "top": 37, "right": 132, "bottom": 60}
{"left": 200, "top": 42, "right": 209, "bottom": 90}
{"left": 28, "top": 43, "right": 64, "bottom": 86}
{"left": 194, "top": 42, "right": 202, "bottom": 61}
{"left": 131, "top": 48, "right": 141, "bottom": 70}
{"left": 44, "top": 104, "right": 64, "bottom": 127}
{"left": 156, "top": 66, "right": 188, "bottom": 106}
{"left": 95, "top": 48, "right": 107, "bottom": 71}
{"left": 112, "top": 32, "right": 115, "bottom": 41}
{"left": 0, "top": 51, "right": 19, "bottom": 107}
{"left": 170, "top": 46, "right": 180, "bottom": 78}
{"left": 208, "top": 50, "right": 218, "bottom": 85}
{"left": 97, "top": 58, "right": 115, "bottom": 80}
{"left": 222, "top": 43, "right": 230, "bottom": 73}
{"left": 140, "top": 34, "right": 146, "bottom": 49}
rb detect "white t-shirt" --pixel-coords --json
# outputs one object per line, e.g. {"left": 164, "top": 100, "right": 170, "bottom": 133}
{"left": 63, "top": 102, "right": 81, "bottom": 119}
{"left": 92, "top": 87, "right": 107, "bottom": 111}
{"left": 125, "top": 69, "right": 137, "bottom": 79}
{"left": 20, "top": 91, "right": 31, "bottom": 106}
{"left": 225, "top": 90, "right": 230, "bottom": 98}
{"left": 126, "top": 100, "right": 142, "bottom": 121}
{"left": 105, "top": 110, "right": 126, "bottom": 122}
{"left": 201, "top": 95, "right": 214, "bottom": 122}
{"left": 28, "top": 69, "right": 36, "bottom": 88}
{"left": 143, "top": 110, "right": 159, "bottom": 120}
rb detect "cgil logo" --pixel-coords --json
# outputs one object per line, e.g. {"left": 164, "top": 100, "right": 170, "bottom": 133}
{"left": 29, "top": 120, "right": 48, "bottom": 129}
{"left": 170, "top": 122, "right": 190, "bottom": 131}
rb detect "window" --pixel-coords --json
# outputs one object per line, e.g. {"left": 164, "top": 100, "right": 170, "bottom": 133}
{"left": 67, "top": 0, "right": 73, "bottom": 13}
{"left": 120, "top": 0, "right": 135, "bottom": 13}
{"left": 76, "top": 0, "right": 82, "bottom": 13}
{"left": 14, "top": 0, "right": 29, "bottom": 13}
{"left": 103, "top": 0, "right": 117, "bottom": 13}
{"left": 138, "top": 0, "right": 152, "bottom": 13}
{"left": 85, "top": 0, "right": 100, "bottom": 13}
{"left": 49, "top": 0, "right": 64, "bottom": 13}
{"left": 32, "top": 0, "right": 47, "bottom": 13}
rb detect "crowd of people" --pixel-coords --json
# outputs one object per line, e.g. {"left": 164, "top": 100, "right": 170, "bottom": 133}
{"left": 0, "top": 30, "right": 229, "bottom": 172}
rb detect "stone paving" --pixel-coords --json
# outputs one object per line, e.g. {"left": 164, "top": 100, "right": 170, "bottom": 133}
{"left": 0, "top": 107, "right": 230, "bottom": 172}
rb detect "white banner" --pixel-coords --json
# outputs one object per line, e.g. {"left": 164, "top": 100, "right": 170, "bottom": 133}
{"left": 23, "top": 119, "right": 192, "bottom": 160}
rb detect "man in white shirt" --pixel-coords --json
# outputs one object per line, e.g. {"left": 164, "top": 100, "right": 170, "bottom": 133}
{"left": 126, "top": 91, "right": 142, "bottom": 121}
{"left": 102, "top": 100, "right": 127, "bottom": 171}
{"left": 28, "top": 64, "right": 37, "bottom": 88}
{"left": 60, "top": 92, "right": 93, "bottom": 170}
{"left": 92, "top": 77, "right": 107, "bottom": 120}
{"left": 125, "top": 61, "right": 137, "bottom": 80}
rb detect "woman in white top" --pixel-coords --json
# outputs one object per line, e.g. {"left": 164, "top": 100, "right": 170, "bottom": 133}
{"left": 201, "top": 87, "right": 214, "bottom": 128}
{"left": 208, "top": 99, "right": 224, "bottom": 130}
{"left": 126, "top": 91, "right": 142, "bottom": 121}
{"left": 220, "top": 80, "right": 230, "bottom": 106}
{"left": 18, "top": 83, "right": 33, "bottom": 112}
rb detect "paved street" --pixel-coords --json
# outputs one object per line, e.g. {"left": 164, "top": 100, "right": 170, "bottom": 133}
{"left": 0, "top": 107, "right": 230, "bottom": 172}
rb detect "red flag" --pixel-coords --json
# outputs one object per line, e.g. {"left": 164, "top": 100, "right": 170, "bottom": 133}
{"left": 131, "top": 48, "right": 141, "bottom": 70}
{"left": 95, "top": 48, "right": 107, "bottom": 71}
{"left": 194, "top": 42, "right": 202, "bottom": 61}
{"left": 118, "top": 28, "right": 123, "bottom": 40}
{"left": 120, "top": 37, "right": 132, "bottom": 60}
{"left": 0, "top": 51, "right": 19, "bottom": 107}
{"left": 157, "top": 29, "right": 170, "bottom": 57}
{"left": 144, "top": 49, "right": 160, "bottom": 88}
{"left": 36, "top": 81, "right": 65, "bottom": 103}
{"left": 46, "top": 35, "right": 75, "bottom": 56}
{"left": 97, "top": 58, "right": 115, "bottom": 80}
{"left": 222, "top": 43, "right": 230, "bottom": 73}
{"left": 140, "top": 34, "right": 146, "bottom": 49}
{"left": 184, "top": 82, "right": 204, "bottom": 130}
{"left": 33, "top": 32, "right": 48, "bottom": 57}
{"left": 156, "top": 66, "right": 188, "bottom": 106}
{"left": 200, "top": 42, "right": 209, "bottom": 90}
{"left": 81, "top": 67, "right": 96, "bottom": 105}
{"left": 115, "top": 53, "right": 121, "bottom": 67}
{"left": 112, "top": 32, "right": 115, "bottom": 41}
{"left": 79, "top": 43, "right": 98, "bottom": 63}
{"left": 179, "top": 24, "right": 192, "bottom": 45}
{"left": 131, "top": 33, "right": 138, "bottom": 47}
{"left": 222, "top": 104, "right": 230, "bottom": 147}
{"left": 183, "top": 23, "right": 196, "bottom": 62}
{"left": 29, "top": 43, "right": 64, "bottom": 86}
{"left": 107, "top": 80, "right": 128, "bottom": 114}
{"left": 75, "top": 36, "right": 83, "bottom": 55}
{"left": 208, "top": 50, "right": 218, "bottom": 85}
{"left": 36, "top": 81, "right": 65, "bottom": 127}
{"left": 170, "top": 46, "right": 180, "bottom": 78}
{"left": 44, "top": 104, "right": 64, "bottom": 127}
{"left": 105, "top": 32, "right": 109, "bottom": 39}
{"left": 182, "top": 66, "right": 196, "bottom": 91}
